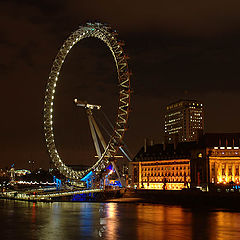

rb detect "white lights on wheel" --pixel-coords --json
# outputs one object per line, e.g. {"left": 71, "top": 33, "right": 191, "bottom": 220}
{"left": 43, "top": 22, "right": 131, "bottom": 180}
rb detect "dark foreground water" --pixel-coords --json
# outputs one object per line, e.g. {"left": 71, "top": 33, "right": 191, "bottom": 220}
{"left": 1, "top": 200, "right": 240, "bottom": 240}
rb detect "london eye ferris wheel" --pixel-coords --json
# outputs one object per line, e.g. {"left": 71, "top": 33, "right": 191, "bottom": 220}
{"left": 43, "top": 22, "right": 131, "bottom": 180}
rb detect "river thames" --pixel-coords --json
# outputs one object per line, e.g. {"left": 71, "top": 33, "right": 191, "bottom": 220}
{"left": 1, "top": 199, "right": 240, "bottom": 240}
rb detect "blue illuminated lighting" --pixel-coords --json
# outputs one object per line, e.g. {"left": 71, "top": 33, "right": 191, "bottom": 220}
{"left": 53, "top": 176, "right": 62, "bottom": 190}
{"left": 72, "top": 193, "right": 96, "bottom": 201}
{"left": 106, "top": 164, "right": 113, "bottom": 171}
{"left": 81, "top": 171, "right": 93, "bottom": 181}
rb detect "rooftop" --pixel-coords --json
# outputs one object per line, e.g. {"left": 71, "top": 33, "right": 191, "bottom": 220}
{"left": 133, "top": 133, "right": 240, "bottom": 162}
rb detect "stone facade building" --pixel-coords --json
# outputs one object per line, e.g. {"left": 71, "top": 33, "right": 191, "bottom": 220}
{"left": 131, "top": 133, "right": 240, "bottom": 191}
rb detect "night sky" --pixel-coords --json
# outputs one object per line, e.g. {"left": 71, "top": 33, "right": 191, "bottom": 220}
{"left": 1, "top": 0, "right": 240, "bottom": 169}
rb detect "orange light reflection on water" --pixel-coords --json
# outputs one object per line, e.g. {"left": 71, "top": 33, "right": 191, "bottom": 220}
{"left": 211, "top": 211, "right": 240, "bottom": 240}
{"left": 105, "top": 203, "right": 118, "bottom": 240}
{"left": 31, "top": 202, "right": 36, "bottom": 223}
{"left": 137, "top": 205, "right": 192, "bottom": 240}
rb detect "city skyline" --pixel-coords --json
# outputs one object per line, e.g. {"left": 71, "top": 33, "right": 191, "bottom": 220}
{"left": 1, "top": 1, "right": 240, "bottom": 169}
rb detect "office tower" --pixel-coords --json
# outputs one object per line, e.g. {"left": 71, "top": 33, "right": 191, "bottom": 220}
{"left": 165, "top": 100, "right": 204, "bottom": 143}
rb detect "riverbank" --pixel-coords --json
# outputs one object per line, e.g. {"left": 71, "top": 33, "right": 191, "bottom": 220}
{"left": 111, "top": 189, "right": 240, "bottom": 209}
{"left": 2, "top": 188, "right": 240, "bottom": 210}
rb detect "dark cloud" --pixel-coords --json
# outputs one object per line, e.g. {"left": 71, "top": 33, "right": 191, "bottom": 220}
{"left": 63, "top": 0, "right": 240, "bottom": 36}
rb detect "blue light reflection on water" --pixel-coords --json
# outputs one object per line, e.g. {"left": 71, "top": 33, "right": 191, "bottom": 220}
{"left": 1, "top": 200, "right": 240, "bottom": 240}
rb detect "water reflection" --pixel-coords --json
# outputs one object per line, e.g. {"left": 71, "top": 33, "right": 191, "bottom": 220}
{"left": 213, "top": 211, "right": 240, "bottom": 240}
{"left": 1, "top": 200, "right": 240, "bottom": 240}
{"left": 99, "top": 204, "right": 106, "bottom": 237}
{"left": 38, "top": 202, "right": 101, "bottom": 240}
{"left": 105, "top": 203, "right": 118, "bottom": 239}
{"left": 31, "top": 202, "right": 36, "bottom": 223}
{"left": 137, "top": 205, "right": 192, "bottom": 240}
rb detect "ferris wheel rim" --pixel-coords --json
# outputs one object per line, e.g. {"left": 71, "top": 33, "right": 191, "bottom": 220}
{"left": 43, "top": 22, "right": 131, "bottom": 180}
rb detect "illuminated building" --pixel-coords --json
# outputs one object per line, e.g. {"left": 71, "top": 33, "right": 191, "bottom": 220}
{"left": 209, "top": 147, "right": 240, "bottom": 184}
{"left": 165, "top": 100, "right": 204, "bottom": 143}
{"left": 185, "top": 133, "right": 240, "bottom": 188}
{"left": 131, "top": 142, "right": 193, "bottom": 190}
{"left": 132, "top": 133, "right": 240, "bottom": 191}
{"left": 14, "top": 169, "right": 31, "bottom": 176}
{"left": 201, "top": 133, "right": 240, "bottom": 186}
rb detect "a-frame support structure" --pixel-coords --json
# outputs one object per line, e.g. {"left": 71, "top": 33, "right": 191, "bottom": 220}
{"left": 74, "top": 99, "right": 125, "bottom": 187}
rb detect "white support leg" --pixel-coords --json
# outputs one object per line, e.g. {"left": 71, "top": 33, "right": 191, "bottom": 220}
{"left": 87, "top": 111, "right": 102, "bottom": 159}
